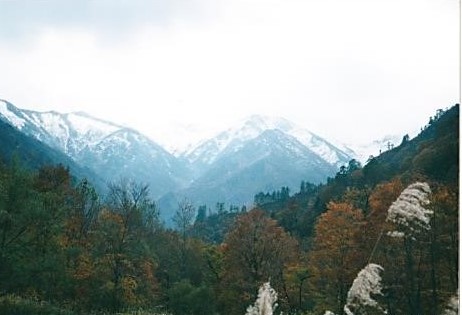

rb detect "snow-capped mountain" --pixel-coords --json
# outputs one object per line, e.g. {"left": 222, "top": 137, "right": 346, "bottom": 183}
{"left": 0, "top": 99, "right": 121, "bottom": 156}
{"left": 182, "top": 114, "right": 352, "bottom": 173}
{"left": 159, "top": 122, "right": 354, "bottom": 223}
{"left": 0, "top": 99, "right": 188, "bottom": 197}
{"left": 187, "top": 128, "right": 340, "bottom": 193}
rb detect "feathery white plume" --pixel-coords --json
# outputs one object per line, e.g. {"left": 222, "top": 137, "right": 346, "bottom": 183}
{"left": 344, "top": 263, "right": 385, "bottom": 315}
{"left": 442, "top": 293, "right": 459, "bottom": 315}
{"left": 386, "top": 231, "right": 405, "bottom": 238}
{"left": 386, "top": 182, "right": 432, "bottom": 236}
{"left": 245, "top": 282, "right": 278, "bottom": 315}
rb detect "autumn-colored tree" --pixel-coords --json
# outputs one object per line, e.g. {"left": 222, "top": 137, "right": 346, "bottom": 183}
{"left": 358, "top": 179, "right": 403, "bottom": 257}
{"left": 308, "top": 202, "right": 364, "bottom": 314}
{"left": 60, "top": 179, "right": 100, "bottom": 308}
{"left": 358, "top": 179, "right": 406, "bottom": 314}
{"left": 423, "top": 184, "right": 459, "bottom": 315}
{"left": 220, "top": 209, "right": 298, "bottom": 315}
{"left": 430, "top": 185, "right": 458, "bottom": 291}
{"left": 91, "top": 180, "right": 160, "bottom": 311}
{"left": 360, "top": 180, "right": 458, "bottom": 315}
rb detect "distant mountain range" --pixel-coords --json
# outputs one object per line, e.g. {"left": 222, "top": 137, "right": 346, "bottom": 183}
{"left": 0, "top": 99, "right": 362, "bottom": 222}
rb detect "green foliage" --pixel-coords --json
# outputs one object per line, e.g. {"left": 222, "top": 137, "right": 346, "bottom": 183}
{"left": 191, "top": 210, "right": 240, "bottom": 244}
{"left": 167, "top": 280, "right": 215, "bottom": 315}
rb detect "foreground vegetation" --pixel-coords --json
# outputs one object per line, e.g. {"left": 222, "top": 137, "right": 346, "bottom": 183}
{"left": 0, "top": 105, "right": 458, "bottom": 314}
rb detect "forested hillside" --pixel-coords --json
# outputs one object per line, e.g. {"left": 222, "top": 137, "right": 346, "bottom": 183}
{"left": 0, "top": 105, "right": 458, "bottom": 315}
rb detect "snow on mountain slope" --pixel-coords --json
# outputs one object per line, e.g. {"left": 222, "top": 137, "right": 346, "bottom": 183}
{"left": 66, "top": 112, "right": 121, "bottom": 135}
{"left": 0, "top": 100, "right": 187, "bottom": 197}
{"left": 286, "top": 127, "right": 350, "bottom": 166}
{"left": 0, "top": 100, "right": 26, "bottom": 128}
{"left": 0, "top": 99, "right": 125, "bottom": 158}
{"left": 183, "top": 114, "right": 353, "bottom": 169}
{"left": 21, "top": 110, "right": 122, "bottom": 157}
{"left": 183, "top": 115, "right": 274, "bottom": 164}
{"left": 195, "top": 129, "right": 337, "bottom": 186}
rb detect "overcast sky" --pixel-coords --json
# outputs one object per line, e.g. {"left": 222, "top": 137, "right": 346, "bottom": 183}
{"left": 0, "top": 0, "right": 459, "bottom": 150}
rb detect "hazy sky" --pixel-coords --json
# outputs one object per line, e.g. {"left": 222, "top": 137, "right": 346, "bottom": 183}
{"left": 0, "top": 0, "right": 459, "bottom": 150}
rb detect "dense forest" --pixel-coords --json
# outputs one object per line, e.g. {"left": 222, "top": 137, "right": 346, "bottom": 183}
{"left": 0, "top": 105, "right": 458, "bottom": 315}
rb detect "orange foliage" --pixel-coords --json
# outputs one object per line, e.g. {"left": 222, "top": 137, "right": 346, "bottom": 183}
{"left": 308, "top": 202, "right": 364, "bottom": 313}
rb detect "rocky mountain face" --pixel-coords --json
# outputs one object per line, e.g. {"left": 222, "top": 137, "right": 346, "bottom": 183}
{"left": 0, "top": 100, "right": 356, "bottom": 221}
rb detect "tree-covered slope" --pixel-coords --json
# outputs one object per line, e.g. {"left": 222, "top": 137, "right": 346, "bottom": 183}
{"left": 363, "top": 104, "right": 459, "bottom": 184}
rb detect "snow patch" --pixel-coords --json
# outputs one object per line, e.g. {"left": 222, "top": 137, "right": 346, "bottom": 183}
{"left": 67, "top": 113, "right": 120, "bottom": 137}
{"left": 0, "top": 101, "right": 26, "bottom": 129}
{"left": 44, "top": 113, "right": 71, "bottom": 151}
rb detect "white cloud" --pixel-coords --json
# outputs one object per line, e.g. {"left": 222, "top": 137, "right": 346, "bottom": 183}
{"left": 0, "top": 0, "right": 458, "bottom": 149}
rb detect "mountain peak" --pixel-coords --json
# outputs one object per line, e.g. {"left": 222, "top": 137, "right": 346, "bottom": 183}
{"left": 242, "top": 114, "right": 293, "bottom": 131}
{"left": 183, "top": 114, "right": 353, "bottom": 168}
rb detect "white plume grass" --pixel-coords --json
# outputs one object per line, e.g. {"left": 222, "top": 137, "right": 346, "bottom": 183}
{"left": 386, "top": 182, "right": 432, "bottom": 237}
{"left": 326, "top": 182, "right": 436, "bottom": 315}
{"left": 245, "top": 282, "right": 278, "bottom": 315}
{"left": 343, "top": 263, "right": 385, "bottom": 315}
{"left": 442, "top": 293, "right": 459, "bottom": 315}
